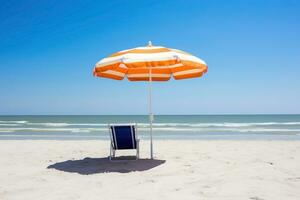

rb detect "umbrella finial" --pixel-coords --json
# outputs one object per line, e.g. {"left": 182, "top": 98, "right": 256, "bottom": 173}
{"left": 148, "top": 41, "right": 152, "bottom": 47}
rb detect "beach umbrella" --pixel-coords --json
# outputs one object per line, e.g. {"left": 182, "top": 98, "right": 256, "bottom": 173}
{"left": 93, "top": 42, "right": 207, "bottom": 159}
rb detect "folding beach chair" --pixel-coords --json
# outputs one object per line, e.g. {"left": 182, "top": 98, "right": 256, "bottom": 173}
{"left": 108, "top": 124, "right": 140, "bottom": 161}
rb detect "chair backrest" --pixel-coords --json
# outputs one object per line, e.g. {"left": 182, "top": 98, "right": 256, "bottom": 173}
{"left": 110, "top": 125, "right": 137, "bottom": 150}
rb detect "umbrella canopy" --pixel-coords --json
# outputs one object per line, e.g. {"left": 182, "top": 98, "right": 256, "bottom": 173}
{"left": 93, "top": 42, "right": 207, "bottom": 81}
{"left": 93, "top": 42, "right": 208, "bottom": 158}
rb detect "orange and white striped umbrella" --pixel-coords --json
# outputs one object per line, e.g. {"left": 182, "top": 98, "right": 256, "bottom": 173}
{"left": 93, "top": 42, "right": 207, "bottom": 81}
{"left": 93, "top": 42, "right": 207, "bottom": 159}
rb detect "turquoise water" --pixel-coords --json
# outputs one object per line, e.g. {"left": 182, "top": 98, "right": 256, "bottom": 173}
{"left": 0, "top": 115, "right": 300, "bottom": 140}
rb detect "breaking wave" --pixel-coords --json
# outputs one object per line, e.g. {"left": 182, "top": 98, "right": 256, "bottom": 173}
{"left": 0, "top": 120, "right": 300, "bottom": 134}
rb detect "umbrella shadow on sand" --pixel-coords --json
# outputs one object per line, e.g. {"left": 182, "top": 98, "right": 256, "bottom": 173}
{"left": 47, "top": 157, "right": 166, "bottom": 175}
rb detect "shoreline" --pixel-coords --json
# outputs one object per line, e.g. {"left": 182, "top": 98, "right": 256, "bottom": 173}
{"left": 1, "top": 134, "right": 300, "bottom": 140}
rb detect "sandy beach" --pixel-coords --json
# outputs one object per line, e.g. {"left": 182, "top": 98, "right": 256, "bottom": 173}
{"left": 0, "top": 140, "right": 299, "bottom": 200}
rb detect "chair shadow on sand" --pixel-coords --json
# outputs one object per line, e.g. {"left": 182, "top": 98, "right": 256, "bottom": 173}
{"left": 47, "top": 157, "right": 166, "bottom": 175}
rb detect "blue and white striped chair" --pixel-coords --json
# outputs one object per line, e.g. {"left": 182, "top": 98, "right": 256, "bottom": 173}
{"left": 108, "top": 124, "right": 140, "bottom": 160}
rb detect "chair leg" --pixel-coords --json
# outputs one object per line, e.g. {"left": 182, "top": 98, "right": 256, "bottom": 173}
{"left": 109, "top": 144, "right": 112, "bottom": 160}
{"left": 136, "top": 139, "right": 140, "bottom": 159}
{"left": 109, "top": 143, "right": 115, "bottom": 161}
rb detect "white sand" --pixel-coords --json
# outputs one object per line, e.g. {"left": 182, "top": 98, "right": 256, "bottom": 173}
{"left": 0, "top": 140, "right": 300, "bottom": 200}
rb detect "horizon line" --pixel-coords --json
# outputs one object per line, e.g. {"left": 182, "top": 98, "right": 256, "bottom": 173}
{"left": 1, "top": 114, "right": 300, "bottom": 116}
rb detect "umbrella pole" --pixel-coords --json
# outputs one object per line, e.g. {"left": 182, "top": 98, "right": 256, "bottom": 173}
{"left": 149, "top": 67, "right": 153, "bottom": 159}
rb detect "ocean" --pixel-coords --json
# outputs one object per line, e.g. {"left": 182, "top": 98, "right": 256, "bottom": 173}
{"left": 0, "top": 115, "right": 300, "bottom": 140}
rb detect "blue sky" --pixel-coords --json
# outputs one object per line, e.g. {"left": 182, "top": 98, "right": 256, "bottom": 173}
{"left": 0, "top": 0, "right": 299, "bottom": 115}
